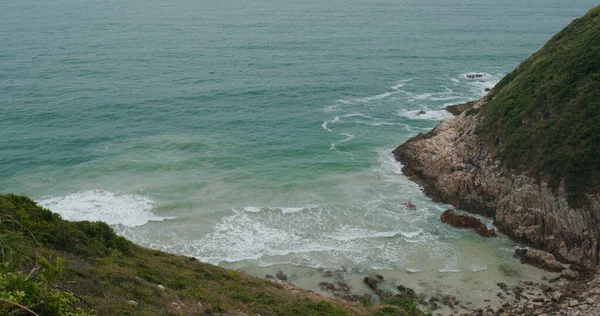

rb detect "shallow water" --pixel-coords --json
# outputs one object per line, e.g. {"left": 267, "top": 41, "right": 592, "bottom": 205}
{"left": 1, "top": 0, "right": 595, "bottom": 308}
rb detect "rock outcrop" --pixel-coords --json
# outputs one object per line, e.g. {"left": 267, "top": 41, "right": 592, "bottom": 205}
{"left": 440, "top": 209, "right": 497, "bottom": 237}
{"left": 514, "top": 248, "right": 565, "bottom": 272}
{"left": 393, "top": 99, "right": 600, "bottom": 267}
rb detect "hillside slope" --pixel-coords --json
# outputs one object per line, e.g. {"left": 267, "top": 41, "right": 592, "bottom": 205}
{"left": 0, "top": 194, "right": 419, "bottom": 316}
{"left": 479, "top": 5, "right": 600, "bottom": 203}
{"left": 394, "top": 6, "right": 600, "bottom": 267}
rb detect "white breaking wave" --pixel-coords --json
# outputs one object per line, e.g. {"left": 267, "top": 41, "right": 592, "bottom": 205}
{"left": 336, "top": 78, "right": 415, "bottom": 104}
{"left": 37, "top": 189, "right": 174, "bottom": 227}
{"left": 377, "top": 148, "right": 404, "bottom": 175}
{"left": 330, "top": 132, "right": 355, "bottom": 150}
{"left": 328, "top": 227, "right": 423, "bottom": 241}
{"left": 321, "top": 116, "right": 340, "bottom": 132}
{"left": 342, "top": 112, "right": 372, "bottom": 119}
{"left": 460, "top": 72, "right": 502, "bottom": 96}
{"left": 240, "top": 206, "right": 314, "bottom": 214}
{"left": 396, "top": 109, "right": 454, "bottom": 121}
{"left": 438, "top": 268, "right": 461, "bottom": 273}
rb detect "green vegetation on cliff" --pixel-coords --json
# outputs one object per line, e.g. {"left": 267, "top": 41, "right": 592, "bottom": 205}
{"left": 0, "top": 194, "right": 421, "bottom": 315}
{"left": 479, "top": 5, "right": 600, "bottom": 203}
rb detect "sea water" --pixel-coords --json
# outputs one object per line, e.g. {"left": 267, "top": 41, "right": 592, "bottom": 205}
{"left": 1, "top": 0, "right": 596, "bottom": 310}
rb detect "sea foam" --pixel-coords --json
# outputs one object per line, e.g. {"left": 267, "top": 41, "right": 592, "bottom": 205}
{"left": 37, "top": 189, "right": 174, "bottom": 227}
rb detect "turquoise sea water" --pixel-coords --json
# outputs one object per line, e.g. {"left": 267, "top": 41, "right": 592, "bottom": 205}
{"left": 1, "top": 0, "right": 597, "bottom": 305}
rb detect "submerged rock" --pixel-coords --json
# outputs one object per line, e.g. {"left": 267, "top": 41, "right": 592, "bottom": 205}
{"left": 402, "top": 201, "right": 417, "bottom": 209}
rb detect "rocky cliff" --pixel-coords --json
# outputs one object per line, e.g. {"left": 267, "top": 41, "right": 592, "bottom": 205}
{"left": 393, "top": 6, "right": 600, "bottom": 267}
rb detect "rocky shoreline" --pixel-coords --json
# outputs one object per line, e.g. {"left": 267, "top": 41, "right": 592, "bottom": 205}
{"left": 390, "top": 97, "right": 600, "bottom": 314}
{"left": 392, "top": 97, "right": 600, "bottom": 268}
{"left": 264, "top": 259, "right": 600, "bottom": 316}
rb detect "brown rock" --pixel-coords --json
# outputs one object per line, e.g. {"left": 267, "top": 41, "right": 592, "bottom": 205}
{"left": 318, "top": 282, "right": 336, "bottom": 291}
{"left": 441, "top": 209, "right": 496, "bottom": 237}
{"left": 514, "top": 248, "right": 565, "bottom": 272}
{"left": 340, "top": 294, "right": 369, "bottom": 302}
{"left": 548, "top": 276, "right": 561, "bottom": 283}
{"left": 337, "top": 281, "right": 350, "bottom": 293}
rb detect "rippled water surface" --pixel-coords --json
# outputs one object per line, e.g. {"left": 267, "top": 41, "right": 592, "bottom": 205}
{"left": 1, "top": 0, "right": 597, "bottom": 307}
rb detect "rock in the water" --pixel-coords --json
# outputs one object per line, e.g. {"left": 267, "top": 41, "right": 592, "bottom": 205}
{"left": 402, "top": 201, "right": 417, "bottom": 209}
{"left": 441, "top": 209, "right": 496, "bottom": 237}
{"left": 514, "top": 248, "right": 565, "bottom": 272}
{"left": 276, "top": 271, "right": 288, "bottom": 281}
{"left": 363, "top": 276, "right": 381, "bottom": 291}
{"left": 318, "top": 282, "right": 336, "bottom": 291}
{"left": 337, "top": 281, "right": 351, "bottom": 293}
{"left": 497, "top": 282, "right": 508, "bottom": 291}
{"left": 466, "top": 73, "right": 484, "bottom": 79}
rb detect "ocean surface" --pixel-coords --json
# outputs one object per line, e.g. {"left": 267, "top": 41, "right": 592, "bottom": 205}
{"left": 1, "top": 0, "right": 597, "bottom": 307}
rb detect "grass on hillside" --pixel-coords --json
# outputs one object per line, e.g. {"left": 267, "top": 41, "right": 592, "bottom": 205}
{"left": 479, "top": 5, "right": 600, "bottom": 204}
{"left": 0, "top": 193, "right": 422, "bottom": 316}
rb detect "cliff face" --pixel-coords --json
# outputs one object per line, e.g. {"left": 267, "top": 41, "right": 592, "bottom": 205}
{"left": 393, "top": 101, "right": 600, "bottom": 267}
{"left": 393, "top": 5, "right": 600, "bottom": 267}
